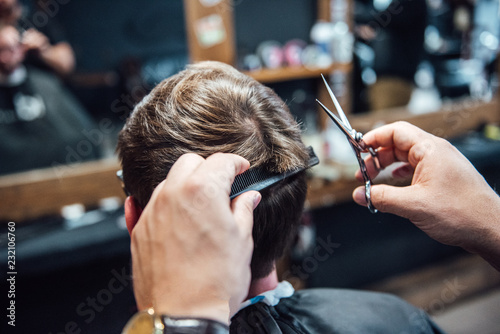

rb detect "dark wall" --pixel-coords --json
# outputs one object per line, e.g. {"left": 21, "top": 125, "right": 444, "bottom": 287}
{"left": 234, "top": 0, "right": 316, "bottom": 55}
{"left": 38, "top": 0, "right": 316, "bottom": 72}
{"left": 52, "top": 0, "right": 187, "bottom": 71}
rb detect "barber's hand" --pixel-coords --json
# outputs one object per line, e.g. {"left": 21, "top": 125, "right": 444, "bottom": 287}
{"left": 353, "top": 122, "right": 500, "bottom": 265}
{"left": 21, "top": 29, "right": 50, "bottom": 53}
{"left": 130, "top": 153, "right": 261, "bottom": 325}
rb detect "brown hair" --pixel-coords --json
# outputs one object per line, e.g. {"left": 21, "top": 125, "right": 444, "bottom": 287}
{"left": 117, "top": 61, "right": 309, "bottom": 279}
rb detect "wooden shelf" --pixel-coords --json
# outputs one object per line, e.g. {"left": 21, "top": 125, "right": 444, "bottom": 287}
{"left": 306, "top": 177, "right": 364, "bottom": 209}
{"left": 242, "top": 63, "right": 352, "bottom": 84}
{"left": 0, "top": 158, "right": 124, "bottom": 222}
{"left": 364, "top": 254, "right": 500, "bottom": 314}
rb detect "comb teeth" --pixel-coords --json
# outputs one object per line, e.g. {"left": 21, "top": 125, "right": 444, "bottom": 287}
{"left": 230, "top": 168, "right": 290, "bottom": 199}
{"left": 231, "top": 168, "right": 273, "bottom": 193}
{"left": 229, "top": 146, "right": 320, "bottom": 199}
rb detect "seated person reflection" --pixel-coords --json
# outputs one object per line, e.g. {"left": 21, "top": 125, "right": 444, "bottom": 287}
{"left": 0, "top": 24, "right": 97, "bottom": 175}
{"left": 117, "top": 61, "right": 443, "bottom": 333}
{"left": 0, "top": 0, "right": 75, "bottom": 76}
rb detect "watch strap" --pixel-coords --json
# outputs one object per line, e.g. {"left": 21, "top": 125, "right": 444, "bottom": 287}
{"left": 162, "top": 317, "right": 229, "bottom": 334}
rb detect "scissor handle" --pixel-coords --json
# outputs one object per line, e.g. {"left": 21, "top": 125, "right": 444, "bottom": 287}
{"left": 367, "top": 147, "right": 381, "bottom": 171}
{"left": 356, "top": 133, "right": 381, "bottom": 172}
{"left": 353, "top": 144, "right": 378, "bottom": 214}
{"left": 364, "top": 146, "right": 380, "bottom": 213}
{"left": 364, "top": 180, "right": 378, "bottom": 214}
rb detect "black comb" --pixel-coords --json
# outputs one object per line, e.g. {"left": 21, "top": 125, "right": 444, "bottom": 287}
{"left": 229, "top": 146, "right": 319, "bottom": 199}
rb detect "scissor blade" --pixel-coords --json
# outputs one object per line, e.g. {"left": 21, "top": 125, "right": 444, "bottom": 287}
{"left": 316, "top": 99, "right": 355, "bottom": 142}
{"left": 321, "top": 74, "right": 352, "bottom": 130}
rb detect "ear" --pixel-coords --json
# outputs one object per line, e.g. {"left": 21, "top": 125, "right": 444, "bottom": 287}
{"left": 124, "top": 196, "right": 143, "bottom": 235}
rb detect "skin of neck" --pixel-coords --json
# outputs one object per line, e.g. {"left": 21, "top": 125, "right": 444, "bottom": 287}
{"left": 246, "top": 264, "right": 279, "bottom": 299}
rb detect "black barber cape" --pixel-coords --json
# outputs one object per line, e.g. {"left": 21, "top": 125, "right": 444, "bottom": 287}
{"left": 231, "top": 288, "right": 444, "bottom": 333}
{"left": 0, "top": 67, "right": 99, "bottom": 175}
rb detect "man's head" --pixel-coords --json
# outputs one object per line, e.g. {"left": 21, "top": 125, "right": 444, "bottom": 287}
{"left": 0, "top": 0, "right": 21, "bottom": 25}
{"left": 117, "top": 61, "right": 310, "bottom": 279}
{"left": 0, "top": 24, "right": 23, "bottom": 75}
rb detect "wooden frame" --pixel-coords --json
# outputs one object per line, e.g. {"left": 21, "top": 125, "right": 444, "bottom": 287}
{"left": 183, "top": 0, "right": 236, "bottom": 65}
{"left": 0, "top": 158, "right": 124, "bottom": 222}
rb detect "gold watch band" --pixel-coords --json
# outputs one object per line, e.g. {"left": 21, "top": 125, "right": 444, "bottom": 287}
{"left": 122, "top": 308, "right": 164, "bottom": 334}
{"left": 122, "top": 307, "right": 230, "bottom": 334}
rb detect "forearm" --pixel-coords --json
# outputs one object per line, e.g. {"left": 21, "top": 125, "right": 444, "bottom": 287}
{"left": 466, "top": 190, "right": 500, "bottom": 271}
{"left": 39, "top": 42, "right": 75, "bottom": 76}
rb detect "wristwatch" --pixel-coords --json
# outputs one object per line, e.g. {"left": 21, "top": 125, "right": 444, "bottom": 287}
{"left": 122, "top": 308, "right": 229, "bottom": 334}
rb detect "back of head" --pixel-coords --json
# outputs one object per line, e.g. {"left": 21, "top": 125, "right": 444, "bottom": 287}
{"left": 117, "top": 61, "right": 309, "bottom": 279}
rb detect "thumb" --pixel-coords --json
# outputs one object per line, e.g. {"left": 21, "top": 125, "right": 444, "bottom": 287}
{"left": 353, "top": 184, "right": 417, "bottom": 219}
{"left": 231, "top": 191, "right": 261, "bottom": 233}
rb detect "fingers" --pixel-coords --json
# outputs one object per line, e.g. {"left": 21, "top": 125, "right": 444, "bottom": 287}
{"left": 355, "top": 122, "right": 433, "bottom": 181}
{"left": 353, "top": 184, "right": 420, "bottom": 219}
{"left": 22, "top": 29, "right": 49, "bottom": 49}
{"left": 150, "top": 153, "right": 252, "bottom": 223}
{"left": 355, "top": 146, "right": 411, "bottom": 181}
{"left": 229, "top": 191, "right": 259, "bottom": 312}
{"left": 156, "top": 153, "right": 251, "bottom": 196}
{"left": 191, "top": 153, "right": 250, "bottom": 196}
{"left": 145, "top": 153, "right": 205, "bottom": 209}
{"left": 362, "top": 121, "right": 429, "bottom": 152}
{"left": 167, "top": 153, "right": 205, "bottom": 185}
{"left": 231, "top": 191, "right": 261, "bottom": 236}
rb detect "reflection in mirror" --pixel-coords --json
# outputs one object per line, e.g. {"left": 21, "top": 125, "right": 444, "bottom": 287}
{"left": 0, "top": 21, "right": 99, "bottom": 175}
{"left": 0, "top": 0, "right": 188, "bottom": 176}
{"left": 0, "top": 0, "right": 98, "bottom": 175}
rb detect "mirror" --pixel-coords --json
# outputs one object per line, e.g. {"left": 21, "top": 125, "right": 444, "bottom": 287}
{"left": 0, "top": 0, "right": 187, "bottom": 177}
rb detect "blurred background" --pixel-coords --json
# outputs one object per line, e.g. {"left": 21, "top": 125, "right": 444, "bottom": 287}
{"left": 0, "top": 0, "right": 500, "bottom": 333}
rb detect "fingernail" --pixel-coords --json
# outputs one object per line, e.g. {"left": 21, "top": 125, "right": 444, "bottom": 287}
{"left": 253, "top": 192, "right": 262, "bottom": 209}
{"left": 353, "top": 187, "right": 367, "bottom": 205}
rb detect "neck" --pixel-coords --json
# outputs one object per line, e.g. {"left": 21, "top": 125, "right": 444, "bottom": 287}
{"left": 247, "top": 267, "right": 279, "bottom": 299}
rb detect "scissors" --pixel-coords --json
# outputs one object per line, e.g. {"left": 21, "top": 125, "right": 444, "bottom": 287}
{"left": 316, "top": 74, "right": 381, "bottom": 213}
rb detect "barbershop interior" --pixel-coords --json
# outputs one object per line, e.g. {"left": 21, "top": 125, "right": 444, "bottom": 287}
{"left": 1, "top": 0, "right": 500, "bottom": 333}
